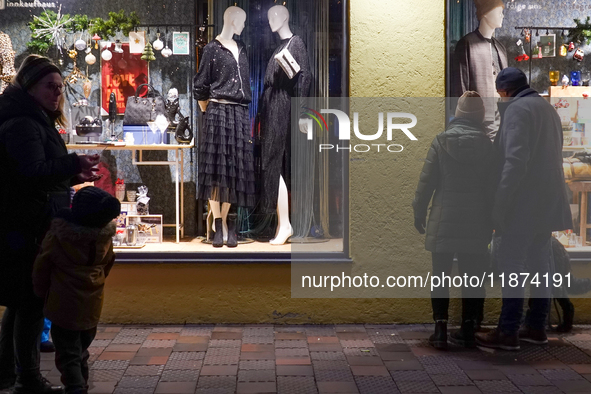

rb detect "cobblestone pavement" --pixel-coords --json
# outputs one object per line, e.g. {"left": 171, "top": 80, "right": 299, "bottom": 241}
{"left": 3, "top": 324, "right": 591, "bottom": 393}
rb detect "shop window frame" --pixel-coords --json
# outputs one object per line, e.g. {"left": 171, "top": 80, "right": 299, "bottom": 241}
{"left": 115, "top": 0, "right": 351, "bottom": 264}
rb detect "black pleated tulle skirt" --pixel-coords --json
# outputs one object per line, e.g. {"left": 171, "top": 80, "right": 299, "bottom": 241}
{"left": 198, "top": 102, "right": 255, "bottom": 207}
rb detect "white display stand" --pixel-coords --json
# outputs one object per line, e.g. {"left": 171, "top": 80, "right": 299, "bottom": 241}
{"left": 67, "top": 141, "right": 194, "bottom": 243}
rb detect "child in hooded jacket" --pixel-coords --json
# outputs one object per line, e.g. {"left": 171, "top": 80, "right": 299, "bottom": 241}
{"left": 32, "top": 186, "right": 120, "bottom": 394}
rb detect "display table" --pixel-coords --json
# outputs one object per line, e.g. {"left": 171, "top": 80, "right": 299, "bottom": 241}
{"left": 67, "top": 142, "right": 194, "bottom": 243}
{"left": 568, "top": 181, "right": 591, "bottom": 246}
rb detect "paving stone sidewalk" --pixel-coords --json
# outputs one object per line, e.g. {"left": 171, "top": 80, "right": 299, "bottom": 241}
{"left": 4, "top": 324, "right": 591, "bottom": 393}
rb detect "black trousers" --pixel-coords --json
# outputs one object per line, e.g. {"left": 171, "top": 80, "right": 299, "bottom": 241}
{"left": 0, "top": 301, "right": 44, "bottom": 379}
{"left": 430, "top": 252, "right": 487, "bottom": 322}
{"left": 51, "top": 324, "right": 96, "bottom": 394}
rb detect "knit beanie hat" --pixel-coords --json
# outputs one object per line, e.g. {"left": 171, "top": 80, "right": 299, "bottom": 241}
{"left": 495, "top": 67, "right": 529, "bottom": 93}
{"left": 455, "top": 91, "right": 485, "bottom": 123}
{"left": 474, "top": 0, "right": 505, "bottom": 21}
{"left": 15, "top": 55, "right": 61, "bottom": 91}
{"left": 72, "top": 186, "right": 121, "bottom": 228}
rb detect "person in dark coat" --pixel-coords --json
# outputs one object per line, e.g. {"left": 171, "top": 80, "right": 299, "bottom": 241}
{"left": 0, "top": 55, "right": 101, "bottom": 394}
{"left": 476, "top": 67, "right": 573, "bottom": 351}
{"left": 413, "top": 91, "right": 494, "bottom": 349}
{"left": 33, "top": 187, "right": 120, "bottom": 394}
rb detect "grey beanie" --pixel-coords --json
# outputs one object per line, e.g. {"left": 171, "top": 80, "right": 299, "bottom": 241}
{"left": 455, "top": 91, "right": 485, "bottom": 123}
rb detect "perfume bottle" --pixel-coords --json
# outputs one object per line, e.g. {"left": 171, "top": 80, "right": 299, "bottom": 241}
{"left": 571, "top": 71, "right": 581, "bottom": 86}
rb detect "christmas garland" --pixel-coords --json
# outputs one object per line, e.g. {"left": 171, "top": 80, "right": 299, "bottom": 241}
{"left": 89, "top": 10, "right": 140, "bottom": 41}
{"left": 28, "top": 10, "right": 89, "bottom": 55}
{"left": 28, "top": 9, "right": 140, "bottom": 55}
{"left": 569, "top": 16, "right": 591, "bottom": 45}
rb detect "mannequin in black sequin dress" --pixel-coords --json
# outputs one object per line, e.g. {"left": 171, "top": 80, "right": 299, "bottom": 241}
{"left": 193, "top": 6, "right": 255, "bottom": 247}
{"left": 258, "top": 5, "right": 311, "bottom": 245}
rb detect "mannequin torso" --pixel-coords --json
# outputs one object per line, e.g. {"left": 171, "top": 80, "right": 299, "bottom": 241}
{"left": 216, "top": 36, "right": 240, "bottom": 62}
{"left": 453, "top": 5, "right": 506, "bottom": 140}
{"left": 198, "top": 7, "right": 246, "bottom": 111}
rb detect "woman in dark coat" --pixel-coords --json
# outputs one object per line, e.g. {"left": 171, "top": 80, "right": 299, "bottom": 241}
{"left": 0, "top": 55, "right": 100, "bottom": 394}
{"left": 412, "top": 91, "right": 494, "bottom": 349}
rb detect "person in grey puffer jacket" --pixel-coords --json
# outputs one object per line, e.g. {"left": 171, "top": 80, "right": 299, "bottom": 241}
{"left": 413, "top": 91, "right": 495, "bottom": 350}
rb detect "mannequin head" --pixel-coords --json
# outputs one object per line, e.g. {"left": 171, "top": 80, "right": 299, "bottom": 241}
{"left": 480, "top": 5, "right": 504, "bottom": 30}
{"left": 223, "top": 6, "right": 246, "bottom": 36}
{"left": 475, "top": 0, "right": 504, "bottom": 25}
{"left": 268, "top": 5, "right": 289, "bottom": 33}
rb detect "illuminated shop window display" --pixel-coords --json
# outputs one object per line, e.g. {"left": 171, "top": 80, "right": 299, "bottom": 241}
{"left": 0, "top": 0, "right": 348, "bottom": 260}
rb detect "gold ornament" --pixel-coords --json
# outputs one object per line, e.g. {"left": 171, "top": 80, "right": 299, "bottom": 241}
{"left": 83, "top": 80, "right": 92, "bottom": 99}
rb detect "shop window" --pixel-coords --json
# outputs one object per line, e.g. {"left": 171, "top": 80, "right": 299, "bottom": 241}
{"left": 0, "top": 0, "right": 348, "bottom": 261}
{"left": 446, "top": 0, "right": 591, "bottom": 254}
{"left": 191, "top": 0, "right": 349, "bottom": 261}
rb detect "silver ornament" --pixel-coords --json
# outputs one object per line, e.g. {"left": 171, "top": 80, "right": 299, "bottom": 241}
{"left": 153, "top": 38, "right": 164, "bottom": 51}
{"left": 85, "top": 52, "right": 96, "bottom": 65}
{"left": 101, "top": 49, "right": 112, "bottom": 61}
{"left": 161, "top": 46, "right": 172, "bottom": 58}
{"left": 75, "top": 39, "right": 87, "bottom": 51}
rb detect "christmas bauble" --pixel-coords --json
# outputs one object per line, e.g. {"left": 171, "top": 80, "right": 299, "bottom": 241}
{"left": 118, "top": 59, "right": 128, "bottom": 69}
{"left": 101, "top": 49, "right": 112, "bottom": 61}
{"left": 85, "top": 53, "right": 96, "bottom": 65}
{"left": 161, "top": 47, "right": 172, "bottom": 58}
{"left": 153, "top": 38, "right": 164, "bottom": 51}
{"left": 75, "top": 39, "right": 87, "bottom": 51}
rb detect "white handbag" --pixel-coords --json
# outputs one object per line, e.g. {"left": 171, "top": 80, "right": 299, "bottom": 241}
{"left": 274, "top": 36, "right": 300, "bottom": 79}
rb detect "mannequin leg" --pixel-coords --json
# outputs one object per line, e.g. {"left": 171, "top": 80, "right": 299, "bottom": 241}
{"left": 221, "top": 202, "right": 231, "bottom": 242}
{"left": 209, "top": 200, "right": 221, "bottom": 222}
{"left": 270, "top": 175, "right": 293, "bottom": 245}
{"left": 209, "top": 199, "right": 223, "bottom": 248}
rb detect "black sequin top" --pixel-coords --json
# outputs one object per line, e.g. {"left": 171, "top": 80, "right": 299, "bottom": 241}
{"left": 193, "top": 39, "right": 252, "bottom": 105}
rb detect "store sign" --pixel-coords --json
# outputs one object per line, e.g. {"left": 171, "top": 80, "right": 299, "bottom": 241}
{"left": 101, "top": 43, "right": 148, "bottom": 115}
{"left": 1, "top": 0, "right": 57, "bottom": 8}
{"left": 505, "top": 2, "right": 542, "bottom": 12}
{"left": 304, "top": 108, "right": 418, "bottom": 153}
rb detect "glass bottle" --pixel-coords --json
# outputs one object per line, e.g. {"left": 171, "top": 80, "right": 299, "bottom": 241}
{"left": 571, "top": 71, "right": 581, "bottom": 86}
{"left": 549, "top": 70, "right": 560, "bottom": 86}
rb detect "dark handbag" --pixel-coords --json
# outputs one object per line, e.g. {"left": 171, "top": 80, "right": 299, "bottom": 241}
{"left": 123, "top": 84, "right": 166, "bottom": 125}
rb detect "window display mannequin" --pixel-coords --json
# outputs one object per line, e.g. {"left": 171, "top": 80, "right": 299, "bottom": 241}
{"left": 193, "top": 6, "right": 255, "bottom": 247}
{"left": 453, "top": 0, "right": 507, "bottom": 140}
{"left": 258, "top": 5, "right": 311, "bottom": 245}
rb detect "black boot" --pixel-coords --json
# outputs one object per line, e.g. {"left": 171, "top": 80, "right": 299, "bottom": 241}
{"left": 449, "top": 319, "right": 476, "bottom": 348}
{"left": 0, "top": 373, "right": 15, "bottom": 390}
{"left": 212, "top": 218, "right": 223, "bottom": 248}
{"left": 556, "top": 298, "right": 574, "bottom": 333}
{"left": 429, "top": 320, "right": 447, "bottom": 350}
{"left": 13, "top": 372, "right": 63, "bottom": 394}
{"left": 226, "top": 214, "right": 238, "bottom": 248}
